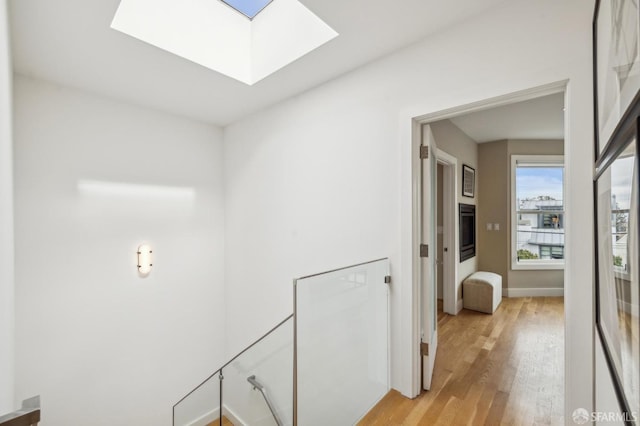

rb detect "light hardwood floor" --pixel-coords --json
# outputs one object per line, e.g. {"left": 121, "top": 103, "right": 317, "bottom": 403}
{"left": 207, "top": 416, "right": 233, "bottom": 426}
{"left": 359, "top": 297, "right": 564, "bottom": 425}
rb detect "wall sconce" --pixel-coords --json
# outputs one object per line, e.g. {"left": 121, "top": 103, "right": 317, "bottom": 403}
{"left": 137, "top": 244, "right": 153, "bottom": 275}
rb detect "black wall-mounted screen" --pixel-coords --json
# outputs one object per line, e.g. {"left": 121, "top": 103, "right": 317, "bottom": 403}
{"left": 459, "top": 203, "right": 476, "bottom": 262}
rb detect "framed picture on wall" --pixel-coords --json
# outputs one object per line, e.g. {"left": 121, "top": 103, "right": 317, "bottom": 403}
{"left": 462, "top": 164, "right": 475, "bottom": 198}
{"left": 594, "top": 0, "right": 640, "bottom": 154}
{"left": 594, "top": 120, "right": 639, "bottom": 425}
{"left": 594, "top": 1, "right": 640, "bottom": 420}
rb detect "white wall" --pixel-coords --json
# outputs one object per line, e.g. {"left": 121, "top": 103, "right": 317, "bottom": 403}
{"left": 0, "top": 0, "right": 14, "bottom": 415}
{"left": 13, "top": 76, "right": 226, "bottom": 426}
{"left": 223, "top": 0, "right": 594, "bottom": 416}
{"left": 223, "top": 77, "right": 398, "bottom": 354}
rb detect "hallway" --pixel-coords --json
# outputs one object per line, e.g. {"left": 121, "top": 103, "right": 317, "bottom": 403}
{"left": 359, "top": 297, "right": 564, "bottom": 425}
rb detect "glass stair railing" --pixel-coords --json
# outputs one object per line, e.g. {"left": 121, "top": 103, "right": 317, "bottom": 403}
{"left": 173, "top": 258, "right": 390, "bottom": 426}
{"left": 174, "top": 315, "right": 293, "bottom": 426}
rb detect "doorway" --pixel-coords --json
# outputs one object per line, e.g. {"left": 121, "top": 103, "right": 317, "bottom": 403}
{"left": 437, "top": 163, "right": 444, "bottom": 308}
{"left": 436, "top": 150, "right": 458, "bottom": 316}
{"left": 413, "top": 83, "right": 568, "bottom": 398}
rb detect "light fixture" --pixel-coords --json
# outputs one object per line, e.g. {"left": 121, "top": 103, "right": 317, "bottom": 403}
{"left": 137, "top": 244, "right": 153, "bottom": 275}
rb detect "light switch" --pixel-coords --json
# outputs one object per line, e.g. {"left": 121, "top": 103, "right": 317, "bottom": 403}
{"left": 486, "top": 223, "right": 493, "bottom": 231}
{"left": 494, "top": 223, "right": 500, "bottom": 231}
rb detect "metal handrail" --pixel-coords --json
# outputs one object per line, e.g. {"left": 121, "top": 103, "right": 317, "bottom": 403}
{"left": 247, "top": 375, "right": 283, "bottom": 426}
{"left": 0, "top": 396, "right": 40, "bottom": 426}
{"left": 294, "top": 257, "right": 388, "bottom": 281}
{"left": 173, "top": 314, "right": 294, "bottom": 410}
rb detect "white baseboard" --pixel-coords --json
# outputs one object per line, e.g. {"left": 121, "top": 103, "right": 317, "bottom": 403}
{"left": 504, "top": 287, "right": 564, "bottom": 297}
{"left": 456, "top": 299, "right": 463, "bottom": 314}
{"left": 223, "top": 405, "right": 246, "bottom": 426}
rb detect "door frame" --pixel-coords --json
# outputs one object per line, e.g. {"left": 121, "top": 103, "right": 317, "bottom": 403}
{"left": 420, "top": 124, "right": 439, "bottom": 391}
{"left": 400, "top": 80, "right": 569, "bottom": 398}
{"left": 436, "top": 150, "right": 458, "bottom": 315}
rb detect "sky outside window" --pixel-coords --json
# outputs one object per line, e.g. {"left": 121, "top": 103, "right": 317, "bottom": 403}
{"left": 516, "top": 167, "right": 563, "bottom": 200}
{"left": 611, "top": 155, "right": 634, "bottom": 209}
{"left": 221, "top": 0, "right": 273, "bottom": 19}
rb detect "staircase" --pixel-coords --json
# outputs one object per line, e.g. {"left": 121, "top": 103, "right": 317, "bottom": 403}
{"left": 0, "top": 396, "right": 40, "bottom": 426}
{"left": 173, "top": 259, "right": 391, "bottom": 426}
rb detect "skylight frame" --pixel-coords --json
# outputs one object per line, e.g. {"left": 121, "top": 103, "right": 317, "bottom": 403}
{"left": 219, "top": 0, "right": 274, "bottom": 20}
{"left": 111, "top": 0, "right": 338, "bottom": 85}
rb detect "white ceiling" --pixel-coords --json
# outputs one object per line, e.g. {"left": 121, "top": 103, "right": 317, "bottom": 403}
{"left": 449, "top": 92, "right": 565, "bottom": 143}
{"left": 8, "top": 0, "right": 508, "bottom": 127}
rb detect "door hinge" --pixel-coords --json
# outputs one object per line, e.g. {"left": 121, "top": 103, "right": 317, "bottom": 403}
{"left": 420, "top": 342, "right": 429, "bottom": 356}
{"left": 384, "top": 275, "right": 391, "bottom": 285}
{"left": 420, "top": 145, "right": 429, "bottom": 159}
{"left": 420, "top": 244, "right": 429, "bottom": 258}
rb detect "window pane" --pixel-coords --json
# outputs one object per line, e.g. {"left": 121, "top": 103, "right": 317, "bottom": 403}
{"left": 596, "top": 139, "right": 638, "bottom": 415}
{"left": 610, "top": 153, "right": 635, "bottom": 272}
{"left": 613, "top": 210, "right": 630, "bottom": 271}
{"left": 516, "top": 212, "right": 564, "bottom": 260}
{"left": 515, "top": 164, "right": 564, "bottom": 263}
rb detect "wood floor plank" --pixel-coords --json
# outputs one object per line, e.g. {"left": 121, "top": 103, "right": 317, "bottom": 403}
{"left": 435, "top": 396, "right": 463, "bottom": 426}
{"left": 357, "top": 389, "right": 407, "bottom": 425}
{"left": 400, "top": 369, "right": 454, "bottom": 425}
{"left": 484, "top": 390, "right": 509, "bottom": 425}
{"left": 206, "top": 416, "right": 233, "bottom": 426}
{"left": 360, "top": 297, "right": 564, "bottom": 425}
{"left": 452, "top": 382, "right": 484, "bottom": 425}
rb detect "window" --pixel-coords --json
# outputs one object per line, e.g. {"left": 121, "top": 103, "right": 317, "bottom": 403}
{"left": 221, "top": 0, "right": 273, "bottom": 19}
{"left": 612, "top": 208, "right": 630, "bottom": 274}
{"left": 511, "top": 155, "right": 564, "bottom": 269}
{"left": 610, "top": 155, "right": 634, "bottom": 277}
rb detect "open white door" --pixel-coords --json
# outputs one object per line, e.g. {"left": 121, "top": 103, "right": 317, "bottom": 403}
{"left": 421, "top": 124, "right": 438, "bottom": 390}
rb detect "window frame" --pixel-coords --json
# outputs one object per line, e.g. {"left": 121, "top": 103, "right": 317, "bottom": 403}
{"left": 511, "top": 155, "right": 565, "bottom": 270}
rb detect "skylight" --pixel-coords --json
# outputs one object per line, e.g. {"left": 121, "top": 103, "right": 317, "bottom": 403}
{"left": 221, "top": 0, "right": 273, "bottom": 19}
{"left": 111, "top": 0, "right": 338, "bottom": 85}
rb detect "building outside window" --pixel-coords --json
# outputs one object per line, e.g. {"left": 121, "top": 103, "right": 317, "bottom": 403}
{"left": 540, "top": 245, "right": 564, "bottom": 260}
{"left": 612, "top": 208, "right": 629, "bottom": 273}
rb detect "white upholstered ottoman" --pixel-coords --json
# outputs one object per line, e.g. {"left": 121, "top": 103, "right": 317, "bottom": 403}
{"left": 463, "top": 271, "right": 502, "bottom": 314}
